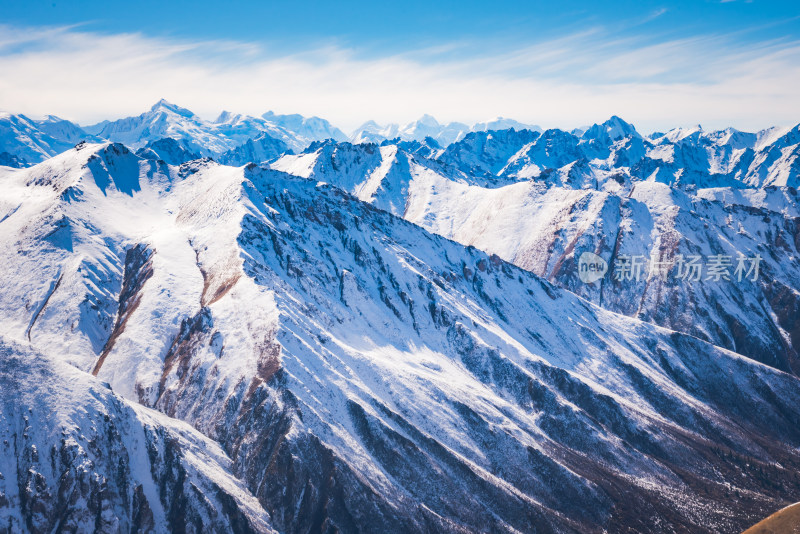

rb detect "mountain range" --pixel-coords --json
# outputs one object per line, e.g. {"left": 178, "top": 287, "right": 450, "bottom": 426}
{"left": 1, "top": 102, "right": 799, "bottom": 533}
{"left": 269, "top": 117, "right": 800, "bottom": 374}
{"left": 1, "top": 101, "right": 546, "bottom": 167}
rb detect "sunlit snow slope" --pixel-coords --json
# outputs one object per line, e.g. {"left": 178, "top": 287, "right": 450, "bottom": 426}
{"left": 272, "top": 122, "right": 800, "bottom": 375}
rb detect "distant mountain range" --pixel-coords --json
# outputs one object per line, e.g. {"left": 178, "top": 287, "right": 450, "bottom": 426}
{"left": 3, "top": 100, "right": 798, "bottom": 189}
{"left": 1, "top": 100, "right": 546, "bottom": 167}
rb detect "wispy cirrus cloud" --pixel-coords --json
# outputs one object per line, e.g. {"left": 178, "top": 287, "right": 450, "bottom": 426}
{"left": 0, "top": 22, "right": 798, "bottom": 133}
{"left": 636, "top": 7, "right": 669, "bottom": 25}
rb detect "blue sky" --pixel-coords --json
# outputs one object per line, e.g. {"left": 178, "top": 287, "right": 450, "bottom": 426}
{"left": 1, "top": 0, "right": 799, "bottom": 132}
{"left": 4, "top": 0, "right": 798, "bottom": 52}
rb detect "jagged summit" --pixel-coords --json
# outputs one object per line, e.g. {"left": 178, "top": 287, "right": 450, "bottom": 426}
{"left": 213, "top": 109, "right": 238, "bottom": 124}
{"left": 149, "top": 98, "right": 195, "bottom": 117}
{"left": 415, "top": 113, "right": 439, "bottom": 125}
{"left": 581, "top": 115, "right": 640, "bottom": 142}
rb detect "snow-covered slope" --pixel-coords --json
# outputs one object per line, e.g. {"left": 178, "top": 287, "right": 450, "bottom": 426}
{"left": 0, "top": 337, "right": 274, "bottom": 533}
{"left": 273, "top": 125, "right": 800, "bottom": 375}
{"left": 439, "top": 127, "right": 542, "bottom": 178}
{"left": 410, "top": 178, "right": 800, "bottom": 372}
{"left": 2, "top": 143, "right": 800, "bottom": 532}
{"left": 136, "top": 137, "right": 202, "bottom": 165}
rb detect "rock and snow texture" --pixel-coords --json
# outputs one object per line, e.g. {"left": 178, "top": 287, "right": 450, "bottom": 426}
{"left": 218, "top": 133, "right": 290, "bottom": 167}
{"left": 0, "top": 338, "right": 275, "bottom": 534}
{"left": 1, "top": 142, "right": 800, "bottom": 532}
{"left": 6, "top": 101, "right": 798, "bottom": 187}
{"left": 136, "top": 137, "right": 202, "bottom": 166}
{"left": 271, "top": 119, "right": 800, "bottom": 375}
{"left": 0, "top": 113, "right": 101, "bottom": 167}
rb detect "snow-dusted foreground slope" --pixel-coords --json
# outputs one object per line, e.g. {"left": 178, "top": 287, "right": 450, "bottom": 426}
{"left": 0, "top": 338, "right": 274, "bottom": 533}
{"left": 2, "top": 143, "right": 800, "bottom": 532}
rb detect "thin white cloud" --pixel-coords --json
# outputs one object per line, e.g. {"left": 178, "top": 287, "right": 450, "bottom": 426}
{"left": 637, "top": 7, "right": 669, "bottom": 25}
{"left": 0, "top": 23, "right": 798, "bottom": 133}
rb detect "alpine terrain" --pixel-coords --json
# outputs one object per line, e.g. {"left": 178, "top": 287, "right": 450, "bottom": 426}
{"left": 0, "top": 103, "right": 799, "bottom": 533}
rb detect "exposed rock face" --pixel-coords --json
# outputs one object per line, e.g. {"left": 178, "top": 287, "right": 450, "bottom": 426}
{"left": 218, "top": 133, "right": 290, "bottom": 166}
{"left": 136, "top": 138, "right": 202, "bottom": 166}
{"left": 0, "top": 152, "right": 27, "bottom": 168}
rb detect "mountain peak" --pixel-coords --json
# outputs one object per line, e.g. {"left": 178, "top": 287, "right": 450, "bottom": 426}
{"left": 416, "top": 114, "right": 440, "bottom": 126}
{"left": 581, "top": 116, "right": 639, "bottom": 142}
{"left": 355, "top": 120, "right": 382, "bottom": 130}
{"left": 472, "top": 117, "right": 543, "bottom": 133}
{"left": 263, "top": 110, "right": 303, "bottom": 122}
{"left": 214, "top": 110, "right": 240, "bottom": 124}
{"left": 41, "top": 114, "right": 66, "bottom": 123}
{"left": 603, "top": 115, "right": 638, "bottom": 138}
{"left": 150, "top": 99, "right": 195, "bottom": 118}
{"left": 663, "top": 124, "right": 703, "bottom": 143}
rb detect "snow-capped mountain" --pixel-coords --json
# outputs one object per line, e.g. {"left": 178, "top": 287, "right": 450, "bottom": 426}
{"left": 4, "top": 103, "right": 797, "bottom": 187}
{"left": 74, "top": 101, "right": 347, "bottom": 158}
{"left": 438, "top": 127, "right": 542, "bottom": 178}
{"left": 398, "top": 114, "right": 470, "bottom": 146}
{"left": 581, "top": 115, "right": 641, "bottom": 144}
{"left": 350, "top": 115, "right": 542, "bottom": 146}
{"left": 261, "top": 110, "right": 348, "bottom": 144}
{"left": 2, "top": 142, "right": 800, "bottom": 532}
{"left": 90, "top": 100, "right": 242, "bottom": 156}
{"left": 212, "top": 111, "right": 310, "bottom": 153}
{"left": 349, "top": 120, "right": 401, "bottom": 144}
{"left": 472, "top": 117, "right": 542, "bottom": 133}
{"left": 0, "top": 112, "right": 100, "bottom": 167}
{"left": 435, "top": 116, "right": 800, "bottom": 188}
{"left": 217, "top": 132, "right": 290, "bottom": 166}
{"left": 350, "top": 115, "right": 470, "bottom": 146}
{"left": 33, "top": 115, "right": 100, "bottom": 145}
